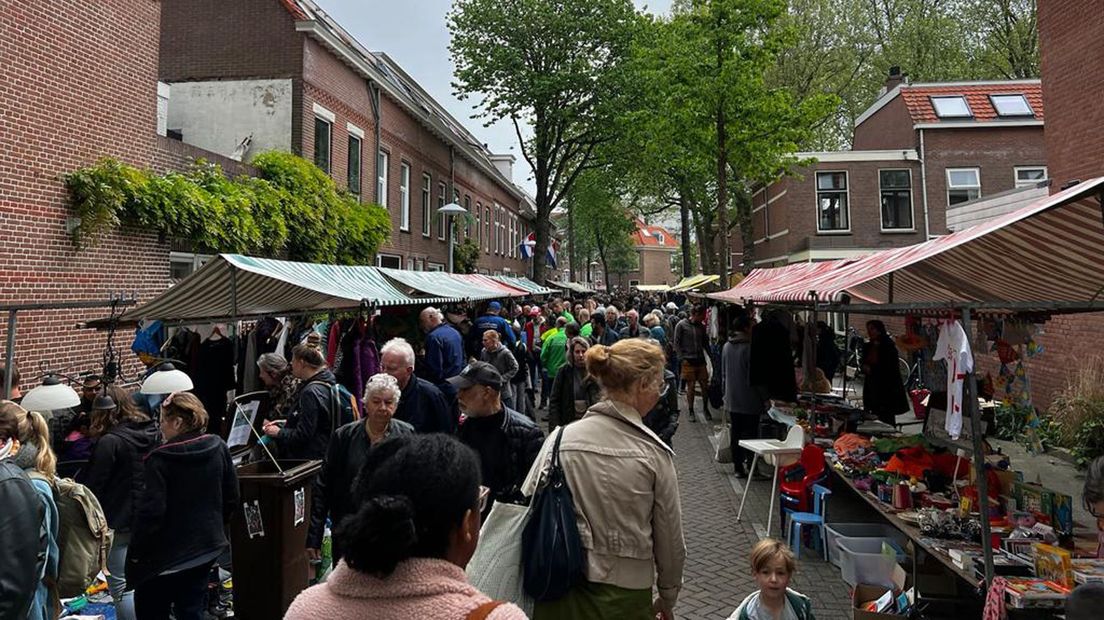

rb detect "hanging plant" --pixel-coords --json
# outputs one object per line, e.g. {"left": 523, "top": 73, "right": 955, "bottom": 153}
{"left": 64, "top": 152, "right": 391, "bottom": 265}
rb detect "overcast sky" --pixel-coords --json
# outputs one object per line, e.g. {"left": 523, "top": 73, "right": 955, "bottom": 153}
{"left": 314, "top": 0, "right": 673, "bottom": 195}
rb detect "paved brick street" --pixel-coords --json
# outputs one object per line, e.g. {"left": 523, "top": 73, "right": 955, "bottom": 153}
{"left": 672, "top": 402, "right": 854, "bottom": 620}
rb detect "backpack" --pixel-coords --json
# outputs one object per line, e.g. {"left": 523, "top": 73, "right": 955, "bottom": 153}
{"left": 308, "top": 381, "right": 359, "bottom": 431}
{"left": 28, "top": 472, "right": 113, "bottom": 598}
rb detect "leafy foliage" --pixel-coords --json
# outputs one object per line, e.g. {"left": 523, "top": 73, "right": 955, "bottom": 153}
{"left": 1048, "top": 357, "right": 1104, "bottom": 466}
{"left": 453, "top": 237, "right": 481, "bottom": 275}
{"left": 561, "top": 170, "right": 638, "bottom": 290}
{"left": 64, "top": 152, "right": 390, "bottom": 265}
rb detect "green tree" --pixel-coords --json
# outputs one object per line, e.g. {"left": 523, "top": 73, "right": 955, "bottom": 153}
{"left": 453, "top": 237, "right": 481, "bottom": 274}
{"left": 449, "top": 0, "right": 638, "bottom": 283}
{"left": 561, "top": 170, "right": 637, "bottom": 291}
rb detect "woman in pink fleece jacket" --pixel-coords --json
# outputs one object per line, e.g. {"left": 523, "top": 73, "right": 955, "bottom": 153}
{"left": 285, "top": 434, "right": 527, "bottom": 620}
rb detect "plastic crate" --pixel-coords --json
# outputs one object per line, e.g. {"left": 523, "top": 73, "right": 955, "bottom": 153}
{"left": 825, "top": 522, "right": 909, "bottom": 568}
{"left": 837, "top": 537, "right": 907, "bottom": 588}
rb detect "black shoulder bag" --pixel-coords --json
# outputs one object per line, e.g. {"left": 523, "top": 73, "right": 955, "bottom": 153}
{"left": 521, "top": 426, "right": 585, "bottom": 602}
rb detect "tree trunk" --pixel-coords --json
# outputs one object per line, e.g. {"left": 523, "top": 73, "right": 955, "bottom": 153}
{"left": 679, "top": 193, "right": 692, "bottom": 278}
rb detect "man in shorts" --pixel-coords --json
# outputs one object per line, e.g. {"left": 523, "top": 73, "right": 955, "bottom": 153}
{"left": 674, "top": 305, "right": 711, "bottom": 421}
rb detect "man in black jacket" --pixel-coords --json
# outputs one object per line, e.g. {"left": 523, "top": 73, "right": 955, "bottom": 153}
{"left": 0, "top": 459, "right": 43, "bottom": 619}
{"left": 306, "top": 373, "right": 414, "bottom": 564}
{"left": 381, "top": 337, "right": 454, "bottom": 434}
{"left": 642, "top": 369, "right": 680, "bottom": 448}
{"left": 451, "top": 362, "right": 544, "bottom": 509}
{"left": 263, "top": 343, "right": 340, "bottom": 460}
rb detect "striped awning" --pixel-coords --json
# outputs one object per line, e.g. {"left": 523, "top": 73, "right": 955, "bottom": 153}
{"left": 489, "top": 275, "right": 556, "bottom": 296}
{"left": 634, "top": 284, "right": 671, "bottom": 292}
{"left": 119, "top": 254, "right": 452, "bottom": 322}
{"left": 548, "top": 280, "right": 594, "bottom": 295}
{"left": 711, "top": 177, "right": 1104, "bottom": 307}
{"left": 669, "top": 274, "right": 721, "bottom": 292}
{"left": 377, "top": 269, "right": 513, "bottom": 301}
{"left": 709, "top": 260, "right": 858, "bottom": 304}
{"left": 452, "top": 274, "right": 529, "bottom": 297}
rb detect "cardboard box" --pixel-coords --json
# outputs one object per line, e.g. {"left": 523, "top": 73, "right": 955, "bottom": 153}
{"left": 853, "top": 565, "right": 909, "bottom": 620}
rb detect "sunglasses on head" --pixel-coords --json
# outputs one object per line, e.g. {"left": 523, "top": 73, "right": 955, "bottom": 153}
{"left": 478, "top": 485, "right": 491, "bottom": 513}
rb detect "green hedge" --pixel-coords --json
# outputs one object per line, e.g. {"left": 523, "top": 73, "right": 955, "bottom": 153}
{"left": 64, "top": 151, "right": 391, "bottom": 265}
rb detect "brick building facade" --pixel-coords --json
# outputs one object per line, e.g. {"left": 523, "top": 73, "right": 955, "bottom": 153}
{"left": 616, "top": 220, "right": 678, "bottom": 289}
{"left": 160, "top": 0, "right": 534, "bottom": 276}
{"left": 0, "top": 0, "right": 212, "bottom": 387}
{"left": 748, "top": 79, "right": 1046, "bottom": 268}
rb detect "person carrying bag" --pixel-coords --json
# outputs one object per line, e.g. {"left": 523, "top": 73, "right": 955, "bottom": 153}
{"left": 521, "top": 427, "right": 584, "bottom": 602}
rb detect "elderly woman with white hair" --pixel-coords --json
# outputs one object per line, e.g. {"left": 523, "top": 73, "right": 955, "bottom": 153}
{"left": 307, "top": 373, "right": 414, "bottom": 564}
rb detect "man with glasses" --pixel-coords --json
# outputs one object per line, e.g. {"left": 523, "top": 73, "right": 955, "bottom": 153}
{"left": 642, "top": 360, "right": 679, "bottom": 449}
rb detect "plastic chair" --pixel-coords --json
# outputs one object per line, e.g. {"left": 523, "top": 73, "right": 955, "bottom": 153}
{"left": 786, "top": 484, "right": 832, "bottom": 561}
{"left": 762, "top": 425, "right": 805, "bottom": 469}
{"left": 779, "top": 444, "right": 826, "bottom": 514}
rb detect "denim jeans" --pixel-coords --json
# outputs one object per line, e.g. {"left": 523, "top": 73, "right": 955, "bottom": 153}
{"left": 107, "top": 532, "right": 136, "bottom": 620}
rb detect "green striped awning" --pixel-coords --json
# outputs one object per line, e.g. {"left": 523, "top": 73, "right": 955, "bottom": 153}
{"left": 378, "top": 269, "right": 508, "bottom": 301}
{"left": 119, "top": 254, "right": 456, "bottom": 322}
{"left": 490, "top": 275, "right": 556, "bottom": 295}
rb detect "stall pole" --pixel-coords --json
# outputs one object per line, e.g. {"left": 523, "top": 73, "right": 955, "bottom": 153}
{"left": 960, "top": 306, "right": 995, "bottom": 588}
{"left": 230, "top": 265, "right": 240, "bottom": 373}
{"left": 3, "top": 310, "right": 15, "bottom": 400}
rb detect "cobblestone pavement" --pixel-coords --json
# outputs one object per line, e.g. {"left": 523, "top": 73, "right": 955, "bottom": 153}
{"left": 673, "top": 402, "right": 854, "bottom": 620}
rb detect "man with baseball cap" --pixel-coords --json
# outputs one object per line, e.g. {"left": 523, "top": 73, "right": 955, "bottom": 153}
{"left": 451, "top": 362, "right": 544, "bottom": 510}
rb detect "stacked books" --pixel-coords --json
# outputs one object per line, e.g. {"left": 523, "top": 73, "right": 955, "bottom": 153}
{"left": 1033, "top": 544, "right": 1073, "bottom": 588}
{"left": 1072, "top": 559, "right": 1104, "bottom": 585}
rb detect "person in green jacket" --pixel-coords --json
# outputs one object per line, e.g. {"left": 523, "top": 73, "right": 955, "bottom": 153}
{"left": 726, "top": 539, "right": 816, "bottom": 620}
{"left": 540, "top": 319, "right": 580, "bottom": 383}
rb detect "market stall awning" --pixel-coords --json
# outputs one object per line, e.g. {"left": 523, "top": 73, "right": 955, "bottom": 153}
{"left": 669, "top": 274, "right": 720, "bottom": 292}
{"left": 634, "top": 284, "right": 671, "bottom": 292}
{"left": 709, "top": 260, "right": 857, "bottom": 304}
{"left": 488, "top": 275, "right": 556, "bottom": 296}
{"left": 118, "top": 254, "right": 450, "bottom": 322}
{"left": 710, "top": 177, "right": 1104, "bottom": 310}
{"left": 378, "top": 269, "right": 517, "bottom": 301}
{"left": 451, "top": 274, "right": 529, "bottom": 298}
{"left": 548, "top": 280, "right": 594, "bottom": 295}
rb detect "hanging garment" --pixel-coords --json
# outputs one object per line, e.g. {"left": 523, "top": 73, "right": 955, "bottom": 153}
{"left": 194, "top": 336, "right": 236, "bottom": 436}
{"left": 934, "top": 320, "right": 973, "bottom": 441}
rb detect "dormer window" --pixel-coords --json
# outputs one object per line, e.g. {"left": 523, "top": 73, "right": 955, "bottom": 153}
{"left": 990, "top": 94, "right": 1034, "bottom": 117}
{"left": 656, "top": 232, "right": 665, "bottom": 244}
{"left": 931, "top": 96, "right": 972, "bottom": 118}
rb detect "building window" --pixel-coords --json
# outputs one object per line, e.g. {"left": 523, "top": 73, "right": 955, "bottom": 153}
{"left": 399, "top": 162, "right": 411, "bottom": 232}
{"left": 421, "top": 173, "right": 432, "bottom": 237}
{"left": 476, "top": 203, "right": 482, "bottom": 247}
{"left": 629, "top": 279, "right": 640, "bottom": 287}
{"left": 946, "top": 168, "right": 981, "bottom": 205}
{"left": 991, "top": 94, "right": 1033, "bottom": 118}
{"left": 815, "top": 171, "right": 849, "bottom": 232}
{"left": 415, "top": 258, "right": 425, "bottom": 271}
{"left": 931, "top": 96, "right": 972, "bottom": 119}
{"left": 1014, "top": 166, "right": 1048, "bottom": 188}
{"left": 347, "top": 135, "right": 361, "bottom": 196}
{"left": 376, "top": 254, "right": 402, "bottom": 269}
{"left": 879, "top": 169, "right": 913, "bottom": 230}
{"left": 427, "top": 262, "right": 445, "bottom": 272}
{"left": 437, "top": 183, "right": 447, "bottom": 240}
{"left": 377, "top": 150, "right": 389, "bottom": 208}
{"left": 170, "top": 252, "right": 213, "bottom": 282}
{"left": 487, "top": 204, "right": 496, "bottom": 249}
{"left": 464, "top": 195, "right": 472, "bottom": 238}
{"left": 314, "top": 116, "right": 332, "bottom": 173}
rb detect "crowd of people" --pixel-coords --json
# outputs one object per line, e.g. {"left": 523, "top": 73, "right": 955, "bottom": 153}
{"left": 0, "top": 292, "right": 864, "bottom": 620}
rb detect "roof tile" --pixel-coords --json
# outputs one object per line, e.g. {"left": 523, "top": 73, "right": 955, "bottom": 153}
{"left": 899, "top": 83, "right": 1043, "bottom": 123}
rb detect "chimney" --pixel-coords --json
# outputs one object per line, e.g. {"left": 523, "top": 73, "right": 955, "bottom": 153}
{"left": 489, "top": 153, "right": 515, "bottom": 181}
{"left": 883, "top": 66, "right": 907, "bottom": 94}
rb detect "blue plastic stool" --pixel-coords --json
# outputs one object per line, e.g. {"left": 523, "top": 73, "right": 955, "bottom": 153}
{"left": 786, "top": 484, "right": 832, "bottom": 560}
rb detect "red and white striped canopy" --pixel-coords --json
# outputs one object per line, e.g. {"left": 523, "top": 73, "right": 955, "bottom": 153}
{"left": 711, "top": 177, "right": 1104, "bottom": 307}
{"left": 710, "top": 260, "right": 861, "bottom": 304}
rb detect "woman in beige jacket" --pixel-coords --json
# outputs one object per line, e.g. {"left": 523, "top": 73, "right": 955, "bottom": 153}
{"left": 523, "top": 338, "right": 686, "bottom": 620}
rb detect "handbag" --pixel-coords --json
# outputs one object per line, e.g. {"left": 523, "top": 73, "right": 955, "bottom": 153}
{"left": 714, "top": 423, "right": 733, "bottom": 463}
{"left": 466, "top": 501, "right": 535, "bottom": 617}
{"left": 521, "top": 427, "right": 585, "bottom": 602}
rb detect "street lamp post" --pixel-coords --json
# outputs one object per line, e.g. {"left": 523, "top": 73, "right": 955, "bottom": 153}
{"left": 438, "top": 202, "right": 467, "bottom": 273}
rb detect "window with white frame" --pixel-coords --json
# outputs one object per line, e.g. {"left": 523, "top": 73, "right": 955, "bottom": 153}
{"left": 991, "top": 94, "right": 1033, "bottom": 118}
{"left": 170, "top": 251, "right": 214, "bottom": 282}
{"left": 376, "top": 150, "right": 389, "bottom": 208}
{"left": 946, "top": 168, "right": 981, "bottom": 205}
{"left": 313, "top": 116, "right": 332, "bottom": 173}
{"left": 376, "top": 254, "right": 402, "bottom": 269}
{"left": 484, "top": 206, "right": 491, "bottom": 253}
{"left": 815, "top": 171, "right": 849, "bottom": 232}
{"left": 879, "top": 169, "right": 913, "bottom": 230}
{"left": 421, "top": 174, "right": 432, "bottom": 237}
{"left": 464, "top": 195, "right": 472, "bottom": 238}
{"left": 405, "top": 258, "right": 416, "bottom": 270}
{"left": 427, "top": 262, "right": 445, "bottom": 272}
{"left": 1014, "top": 166, "right": 1047, "bottom": 188}
{"left": 476, "top": 203, "right": 482, "bottom": 247}
{"left": 347, "top": 135, "right": 361, "bottom": 197}
{"left": 629, "top": 279, "right": 640, "bottom": 287}
{"left": 931, "top": 96, "right": 972, "bottom": 119}
{"left": 437, "top": 183, "right": 447, "bottom": 240}
{"left": 399, "top": 162, "right": 411, "bottom": 232}
{"left": 415, "top": 258, "right": 425, "bottom": 271}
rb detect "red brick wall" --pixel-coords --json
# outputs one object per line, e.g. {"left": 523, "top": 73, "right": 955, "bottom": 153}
{"left": 921, "top": 126, "right": 1046, "bottom": 234}
{"left": 853, "top": 97, "right": 917, "bottom": 151}
{"left": 1039, "top": 0, "right": 1104, "bottom": 190}
{"left": 0, "top": 0, "right": 172, "bottom": 387}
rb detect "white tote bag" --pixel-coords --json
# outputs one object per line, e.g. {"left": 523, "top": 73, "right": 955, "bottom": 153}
{"left": 465, "top": 501, "right": 536, "bottom": 616}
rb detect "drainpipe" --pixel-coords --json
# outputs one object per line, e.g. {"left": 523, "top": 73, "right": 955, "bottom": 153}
{"left": 918, "top": 128, "right": 931, "bottom": 240}
{"left": 368, "top": 80, "right": 381, "bottom": 204}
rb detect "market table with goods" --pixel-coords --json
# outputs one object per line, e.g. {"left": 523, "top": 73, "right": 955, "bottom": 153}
{"left": 765, "top": 395, "right": 1100, "bottom": 619}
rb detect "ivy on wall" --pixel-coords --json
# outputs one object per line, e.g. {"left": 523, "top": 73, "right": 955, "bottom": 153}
{"left": 64, "top": 151, "right": 391, "bottom": 265}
